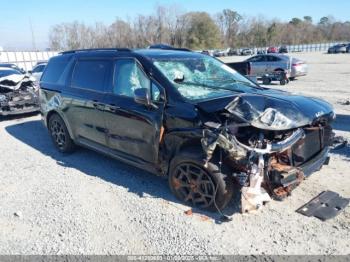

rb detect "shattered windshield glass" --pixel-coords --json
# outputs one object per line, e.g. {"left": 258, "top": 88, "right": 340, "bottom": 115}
{"left": 153, "top": 56, "right": 260, "bottom": 101}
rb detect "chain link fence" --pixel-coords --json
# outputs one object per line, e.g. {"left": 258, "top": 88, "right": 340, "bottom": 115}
{"left": 0, "top": 41, "right": 348, "bottom": 71}
{"left": 254, "top": 41, "right": 347, "bottom": 53}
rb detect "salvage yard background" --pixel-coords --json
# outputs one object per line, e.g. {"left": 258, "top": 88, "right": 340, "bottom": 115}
{"left": 0, "top": 51, "right": 58, "bottom": 71}
{"left": 0, "top": 51, "right": 349, "bottom": 255}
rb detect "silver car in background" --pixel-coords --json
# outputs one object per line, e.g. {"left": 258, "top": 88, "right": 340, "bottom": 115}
{"left": 29, "top": 62, "right": 47, "bottom": 83}
{"left": 245, "top": 54, "right": 308, "bottom": 80}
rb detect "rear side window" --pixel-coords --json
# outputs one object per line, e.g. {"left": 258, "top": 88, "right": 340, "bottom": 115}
{"left": 41, "top": 57, "right": 70, "bottom": 84}
{"left": 248, "top": 56, "right": 265, "bottom": 62}
{"left": 71, "top": 60, "right": 111, "bottom": 92}
{"left": 267, "top": 56, "right": 281, "bottom": 62}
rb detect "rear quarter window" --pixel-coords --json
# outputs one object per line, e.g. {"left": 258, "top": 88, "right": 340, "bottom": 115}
{"left": 41, "top": 55, "right": 72, "bottom": 84}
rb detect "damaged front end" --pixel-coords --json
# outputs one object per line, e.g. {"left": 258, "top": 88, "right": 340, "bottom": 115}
{"left": 0, "top": 74, "right": 39, "bottom": 116}
{"left": 199, "top": 94, "right": 334, "bottom": 213}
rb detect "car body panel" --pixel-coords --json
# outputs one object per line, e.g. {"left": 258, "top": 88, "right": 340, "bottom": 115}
{"left": 103, "top": 93, "right": 164, "bottom": 164}
{"left": 40, "top": 48, "right": 334, "bottom": 212}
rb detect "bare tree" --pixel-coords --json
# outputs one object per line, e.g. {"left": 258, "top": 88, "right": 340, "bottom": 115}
{"left": 48, "top": 6, "right": 350, "bottom": 51}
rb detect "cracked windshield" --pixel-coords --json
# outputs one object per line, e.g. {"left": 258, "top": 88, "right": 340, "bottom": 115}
{"left": 153, "top": 56, "right": 259, "bottom": 101}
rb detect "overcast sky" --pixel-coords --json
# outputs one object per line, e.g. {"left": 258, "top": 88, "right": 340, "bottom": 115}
{"left": 0, "top": 0, "right": 349, "bottom": 50}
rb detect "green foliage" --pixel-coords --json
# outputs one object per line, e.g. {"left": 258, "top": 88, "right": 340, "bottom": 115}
{"left": 304, "top": 16, "right": 313, "bottom": 23}
{"left": 290, "top": 17, "right": 303, "bottom": 26}
{"left": 185, "top": 12, "right": 221, "bottom": 50}
{"left": 319, "top": 16, "right": 330, "bottom": 25}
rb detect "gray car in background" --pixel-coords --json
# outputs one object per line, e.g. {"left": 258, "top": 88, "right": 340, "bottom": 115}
{"left": 29, "top": 62, "right": 47, "bottom": 83}
{"left": 245, "top": 54, "right": 308, "bottom": 79}
{"left": 328, "top": 44, "right": 347, "bottom": 54}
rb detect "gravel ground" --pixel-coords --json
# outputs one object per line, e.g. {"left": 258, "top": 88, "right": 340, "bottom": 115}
{"left": 0, "top": 52, "right": 349, "bottom": 255}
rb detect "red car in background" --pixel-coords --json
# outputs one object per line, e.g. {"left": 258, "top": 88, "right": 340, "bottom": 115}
{"left": 267, "top": 46, "right": 278, "bottom": 53}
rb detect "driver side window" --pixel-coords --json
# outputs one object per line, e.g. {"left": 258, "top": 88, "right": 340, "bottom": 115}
{"left": 113, "top": 59, "right": 150, "bottom": 97}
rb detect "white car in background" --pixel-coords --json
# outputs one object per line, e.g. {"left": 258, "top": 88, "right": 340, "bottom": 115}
{"left": 29, "top": 62, "right": 47, "bottom": 82}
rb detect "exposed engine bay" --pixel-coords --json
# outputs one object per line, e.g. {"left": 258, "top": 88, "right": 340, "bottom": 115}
{"left": 199, "top": 95, "right": 334, "bottom": 213}
{"left": 0, "top": 74, "right": 39, "bottom": 116}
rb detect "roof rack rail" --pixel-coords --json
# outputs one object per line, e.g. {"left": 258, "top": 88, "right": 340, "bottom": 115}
{"left": 148, "top": 44, "right": 191, "bottom": 52}
{"left": 59, "top": 48, "right": 132, "bottom": 54}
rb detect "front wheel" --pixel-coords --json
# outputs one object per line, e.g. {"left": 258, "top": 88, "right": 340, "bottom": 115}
{"left": 169, "top": 152, "right": 234, "bottom": 211}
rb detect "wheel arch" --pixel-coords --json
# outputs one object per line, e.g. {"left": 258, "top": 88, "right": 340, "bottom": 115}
{"left": 46, "top": 110, "right": 75, "bottom": 140}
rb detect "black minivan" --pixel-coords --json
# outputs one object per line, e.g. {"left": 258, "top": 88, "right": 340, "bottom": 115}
{"left": 40, "top": 48, "right": 334, "bottom": 212}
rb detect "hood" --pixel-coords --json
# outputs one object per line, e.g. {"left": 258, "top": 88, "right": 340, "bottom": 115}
{"left": 196, "top": 88, "right": 335, "bottom": 130}
{"left": 0, "top": 74, "right": 36, "bottom": 93}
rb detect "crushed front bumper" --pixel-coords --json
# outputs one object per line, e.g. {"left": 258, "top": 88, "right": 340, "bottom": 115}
{"left": 300, "top": 146, "right": 330, "bottom": 177}
{"left": 0, "top": 105, "right": 39, "bottom": 116}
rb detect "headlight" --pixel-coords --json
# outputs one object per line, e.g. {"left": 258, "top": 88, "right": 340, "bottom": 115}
{"left": 259, "top": 108, "right": 293, "bottom": 129}
{"left": 0, "top": 95, "right": 7, "bottom": 103}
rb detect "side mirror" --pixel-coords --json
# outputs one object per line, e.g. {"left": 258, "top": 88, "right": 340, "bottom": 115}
{"left": 134, "top": 88, "right": 151, "bottom": 107}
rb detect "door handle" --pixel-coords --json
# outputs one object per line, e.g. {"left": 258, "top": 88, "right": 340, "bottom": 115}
{"left": 92, "top": 100, "right": 105, "bottom": 110}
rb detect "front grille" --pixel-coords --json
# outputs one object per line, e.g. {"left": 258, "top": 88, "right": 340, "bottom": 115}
{"left": 292, "top": 125, "right": 332, "bottom": 166}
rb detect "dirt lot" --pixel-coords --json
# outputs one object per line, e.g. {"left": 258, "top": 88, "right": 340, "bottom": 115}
{"left": 0, "top": 52, "right": 349, "bottom": 255}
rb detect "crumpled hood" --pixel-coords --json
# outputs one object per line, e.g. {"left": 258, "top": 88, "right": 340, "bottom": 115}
{"left": 0, "top": 74, "right": 36, "bottom": 93}
{"left": 196, "top": 88, "right": 335, "bottom": 130}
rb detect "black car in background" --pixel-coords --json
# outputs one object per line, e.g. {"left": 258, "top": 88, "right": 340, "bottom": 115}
{"left": 40, "top": 48, "right": 334, "bottom": 212}
{"left": 279, "top": 46, "right": 288, "bottom": 53}
{"left": 328, "top": 44, "right": 347, "bottom": 54}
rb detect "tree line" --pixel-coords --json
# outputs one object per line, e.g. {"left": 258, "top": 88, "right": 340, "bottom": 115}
{"left": 49, "top": 5, "right": 350, "bottom": 51}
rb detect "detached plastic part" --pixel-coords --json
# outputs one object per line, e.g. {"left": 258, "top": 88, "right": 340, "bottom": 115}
{"left": 296, "top": 191, "right": 349, "bottom": 221}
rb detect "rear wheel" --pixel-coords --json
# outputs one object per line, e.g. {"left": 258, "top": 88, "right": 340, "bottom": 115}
{"left": 169, "top": 152, "right": 234, "bottom": 211}
{"left": 48, "top": 114, "right": 75, "bottom": 153}
{"left": 262, "top": 77, "right": 271, "bottom": 85}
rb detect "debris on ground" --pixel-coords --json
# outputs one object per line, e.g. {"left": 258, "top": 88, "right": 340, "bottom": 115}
{"left": 296, "top": 191, "right": 349, "bottom": 221}
{"left": 338, "top": 99, "right": 350, "bottom": 105}
{"left": 332, "top": 136, "right": 348, "bottom": 150}
{"left": 14, "top": 211, "right": 23, "bottom": 218}
{"left": 184, "top": 209, "right": 193, "bottom": 216}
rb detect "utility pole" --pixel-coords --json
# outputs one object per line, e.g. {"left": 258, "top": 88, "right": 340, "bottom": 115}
{"left": 29, "top": 17, "right": 37, "bottom": 51}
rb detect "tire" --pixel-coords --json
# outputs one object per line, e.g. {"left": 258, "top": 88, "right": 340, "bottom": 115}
{"left": 168, "top": 150, "right": 234, "bottom": 212}
{"left": 262, "top": 77, "right": 271, "bottom": 85}
{"left": 48, "top": 114, "right": 75, "bottom": 153}
{"left": 280, "top": 79, "right": 286, "bottom": 85}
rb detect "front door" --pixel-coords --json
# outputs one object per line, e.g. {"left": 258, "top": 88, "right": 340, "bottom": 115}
{"left": 103, "top": 58, "right": 164, "bottom": 164}
{"left": 248, "top": 55, "right": 267, "bottom": 76}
